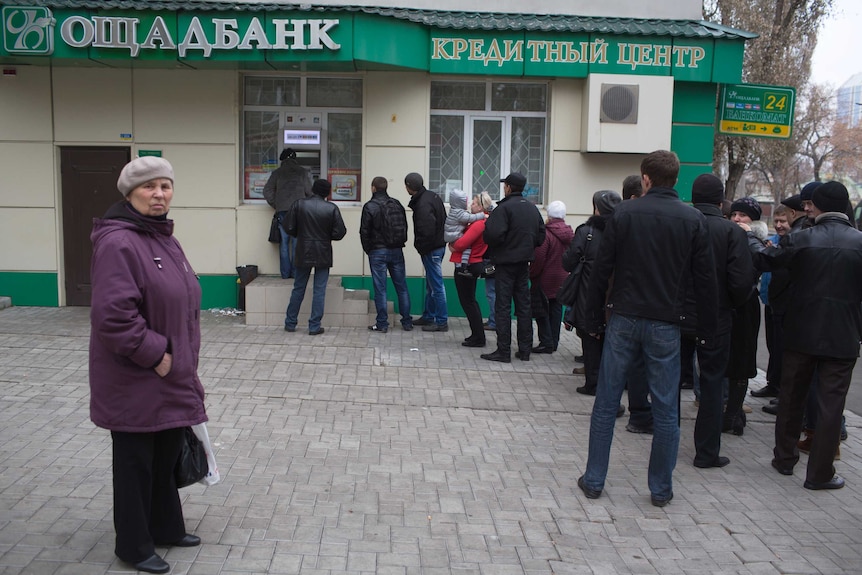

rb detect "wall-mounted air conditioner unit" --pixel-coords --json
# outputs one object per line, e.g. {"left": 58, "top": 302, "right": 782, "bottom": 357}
{"left": 583, "top": 73, "right": 674, "bottom": 153}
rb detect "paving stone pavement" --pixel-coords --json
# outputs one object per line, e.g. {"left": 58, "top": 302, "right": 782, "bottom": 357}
{"left": 1, "top": 306, "right": 861, "bottom": 575}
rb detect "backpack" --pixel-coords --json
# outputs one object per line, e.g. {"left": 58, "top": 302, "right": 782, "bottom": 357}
{"left": 379, "top": 197, "right": 408, "bottom": 247}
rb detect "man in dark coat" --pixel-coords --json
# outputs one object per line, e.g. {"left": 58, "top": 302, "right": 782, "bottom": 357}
{"left": 282, "top": 179, "right": 347, "bottom": 335}
{"left": 749, "top": 181, "right": 862, "bottom": 490}
{"left": 264, "top": 148, "right": 313, "bottom": 278}
{"left": 684, "top": 174, "right": 755, "bottom": 468}
{"left": 405, "top": 172, "right": 449, "bottom": 331}
{"left": 577, "top": 150, "right": 718, "bottom": 507}
{"left": 481, "top": 172, "right": 546, "bottom": 363}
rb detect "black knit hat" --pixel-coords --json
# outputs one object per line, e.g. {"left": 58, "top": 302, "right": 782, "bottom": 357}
{"left": 799, "top": 181, "right": 822, "bottom": 201}
{"left": 730, "top": 196, "right": 762, "bottom": 221}
{"left": 811, "top": 181, "right": 849, "bottom": 214}
{"left": 312, "top": 179, "right": 331, "bottom": 197}
{"left": 691, "top": 174, "right": 724, "bottom": 205}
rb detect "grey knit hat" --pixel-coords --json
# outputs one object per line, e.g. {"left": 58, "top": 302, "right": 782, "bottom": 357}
{"left": 117, "top": 156, "right": 174, "bottom": 197}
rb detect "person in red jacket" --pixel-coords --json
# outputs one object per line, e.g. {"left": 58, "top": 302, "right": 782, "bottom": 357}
{"left": 89, "top": 156, "right": 207, "bottom": 574}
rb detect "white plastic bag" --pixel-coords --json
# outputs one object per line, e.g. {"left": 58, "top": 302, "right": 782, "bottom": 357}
{"left": 191, "top": 422, "right": 220, "bottom": 486}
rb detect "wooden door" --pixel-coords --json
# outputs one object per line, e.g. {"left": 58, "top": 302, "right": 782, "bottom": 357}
{"left": 61, "top": 147, "right": 130, "bottom": 306}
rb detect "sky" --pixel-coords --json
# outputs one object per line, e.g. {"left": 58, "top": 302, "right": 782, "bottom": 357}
{"left": 809, "top": 0, "right": 862, "bottom": 87}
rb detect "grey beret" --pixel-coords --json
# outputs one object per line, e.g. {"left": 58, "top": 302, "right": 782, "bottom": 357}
{"left": 117, "top": 156, "right": 174, "bottom": 197}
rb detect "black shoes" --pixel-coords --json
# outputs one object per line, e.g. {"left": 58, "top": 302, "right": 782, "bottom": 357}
{"left": 572, "top": 366, "right": 586, "bottom": 375}
{"left": 531, "top": 346, "right": 553, "bottom": 354}
{"left": 421, "top": 323, "right": 448, "bottom": 332}
{"left": 680, "top": 381, "right": 694, "bottom": 390}
{"left": 132, "top": 554, "right": 170, "bottom": 574}
{"left": 481, "top": 350, "right": 511, "bottom": 363}
{"left": 616, "top": 404, "right": 625, "bottom": 418}
{"left": 751, "top": 385, "right": 779, "bottom": 398}
{"left": 771, "top": 460, "right": 794, "bottom": 476}
{"left": 803, "top": 475, "right": 845, "bottom": 490}
{"left": 762, "top": 402, "right": 779, "bottom": 415}
{"left": 651, "top": 493, "right": 673, "bottom": 507}
{"left": 368, "top": 325, "right": 388, "bottom": 333}
{"left": 515, "top": 351, "right": 530, "bottom": 361}
{"left": 462, "top": 338, "right": 486, "bottom": 348}
{"left": 575, "top": 385, "right": 596, "bottom": 396}
{"left": 693, "top": 456, "right": 730, "bottom": 469}
{"left": 155, "top": 534, "right": 201, "bottom": 547}
{"left": 574, "top": 354, "right": 584, "bottom": 363}
{"left": 412, "top": 317, "right": 432, "bottom": 326}
{"left": 577, "top": 475, "right": 601, "bottom": 499}
{"left": 284, "top": 326, "right": 296, "bottom": 332}
{"left": 309, "top": 328, "right": 325, "bottom": 335}
{"left": 625, "top": 422, "right": 654, "bottom": 434}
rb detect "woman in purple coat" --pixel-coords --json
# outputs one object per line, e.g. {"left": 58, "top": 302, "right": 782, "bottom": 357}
{"left": 89, "top": 156, "right": 207, "bottom": 574}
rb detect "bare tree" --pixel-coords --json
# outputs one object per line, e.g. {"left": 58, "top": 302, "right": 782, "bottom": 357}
{"left": 705, "top": 0, "right": 833, "bottom": 200}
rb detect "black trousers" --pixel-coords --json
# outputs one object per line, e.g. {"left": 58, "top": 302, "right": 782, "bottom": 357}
{"left": 693, "top": 332, "right": 731, "bottom": 465}
{"left": 535, "top": 298, "right": 563, "bottom": 350}
{"left": 625, "top": 350, "right": 653, "bottom": 428}
{"left": 767, "top": 309, "right": 785, "bottom": 390}
{"left": 112, "top": 428, "right": 186, "bottom": 563}
{"left": 774, "top": 350, "right": 854, "bottom": 483}
{"left": 493, "top": 262, "right": 533, "bottom": 355}
{"left": 576, "top": 328, "right": 603, "bottom": 390}
{"left": 454, "top": 272, "right": 484, "bottom": 343}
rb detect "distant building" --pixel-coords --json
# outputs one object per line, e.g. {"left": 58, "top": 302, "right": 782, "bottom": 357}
{"left": 837, "top": 72, "right": 862, "bottom": 127}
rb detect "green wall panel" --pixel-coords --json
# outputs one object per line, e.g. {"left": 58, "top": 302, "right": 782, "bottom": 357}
{"left": 676, "top": 164, "right": 714, "bottom": 203}
{"left": 712, "top": 39, "right": 745, "bottom": 84}
{"left": 341, "top": 276, "right": 490, "bottom": 318}
{"left": 672, "top": 82, "right": 718, "bottom": 124}
{"left": 200, "top": 275, "right": 240, "bottom": 309}
{"left": 0, "top": 272, "right": 59, "bottom": 307}
{"left": 353, "top": 13, "right": 428, "bottom": 70}
{"left": 671, "top": 124, "right": 715, "bottom": 164}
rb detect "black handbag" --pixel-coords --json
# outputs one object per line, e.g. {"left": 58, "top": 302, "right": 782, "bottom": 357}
{"left": 482, "top": 261, "right": 496, "bottom": 276}
{"left": 268, "top": 213, "right": 281, "bottom": 243}
{"left": 175, "top": 427, "right": 208, "bottom": 488}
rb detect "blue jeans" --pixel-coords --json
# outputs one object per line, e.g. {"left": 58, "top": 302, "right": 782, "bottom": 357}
{"left": 420, "top": 247, "right": 448, "bottom": 326}
{"left": 368, "top": 249, "right": 412, "bottom": 330}
{"left": 277, "top": 212, "right": 296, "bottom": 279}
{"left": 284, "top": 266, "right": 329, "bottom": 332}
{"left": 583, "top": 313, "right": 681, "bottom": 501}
{"left": 485, "top": 276, "right": 496, "bottom": 328}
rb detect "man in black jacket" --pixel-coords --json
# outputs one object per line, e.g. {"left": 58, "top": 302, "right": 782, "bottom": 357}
{"left": 749, "top": 181, "right": 862, "bottom": 490}
{"left": 577, "top": 150, "right": 718, "bottom": 507}
{"left": 264, "top": 148, "right": 313, "bottom": 279}
{"left": 283, "top": 179, "right": 347, "bottom": 335}
{"left": 405, "top": 173, "right": 449, "bottom": 332}
{"left": 684, "top": 174, "right": 755, "bottom": 469}
{"left": 360, "top": 176, "right": 413, "bottom": 333}
{"left": 481, "top": 172, "right": 546, "bottom": 363}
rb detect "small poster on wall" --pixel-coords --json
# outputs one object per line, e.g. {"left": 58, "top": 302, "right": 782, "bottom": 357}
{"left": 246, "top": 169, "right": 272, "bottom": 200}
{"left": 329, "top": 169, "right": 360, "bottom": 202}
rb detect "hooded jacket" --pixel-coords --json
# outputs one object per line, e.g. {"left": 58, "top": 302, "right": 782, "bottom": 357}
{"left": 444, "top": 190, "right": 484, "bottom": 243}
{"left": 89, "top": 201, "right": 207, "bottom": 432}
{"left": 530, "top": 218, "right": 574, "bottom": 298}
{"left": 263, "top": 158, "right": 313, "bottom": 212}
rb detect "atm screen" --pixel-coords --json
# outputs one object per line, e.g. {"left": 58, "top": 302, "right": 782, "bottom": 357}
{"left": 284, "top": 129, "right": 321, "bottom": 146}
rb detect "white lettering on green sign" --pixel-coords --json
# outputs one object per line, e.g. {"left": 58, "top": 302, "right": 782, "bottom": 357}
{"left": 432, "top": 36, "right": 705, "bottom": 70}
{"left": 57, "top": 14, "right": 340, "bottom": 57}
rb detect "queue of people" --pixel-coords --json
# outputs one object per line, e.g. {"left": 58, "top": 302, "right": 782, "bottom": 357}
{"left": 91, "top": 153, "right": 860, "bottom": 573}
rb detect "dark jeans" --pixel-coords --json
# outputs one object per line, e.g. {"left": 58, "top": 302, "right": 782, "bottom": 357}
{"left": 774, "top": 350, "right": 854, "bottom": 483}
{"left": 368, "top": 248, "right": 412, "bottom": 330}
{"left": 454, "top": 272, "right": 484, "bottom": 342}
{"left": 626, "top": 352, "right": 653, "bottom": 429}
{"left": 493, "top": 262, "right": 532, "bottom": 355}
{"left": 535, "top": 297, "right": 563, "bottom": 350}
{"left": 276, "top": 212, "right": 296, "bottom": 279}
{"left": 111, "top": 428, "right": 186, "bottom": 563}
{"left": 693, "top": 332, "right": 731, "bottom": 465}
{"left": 576, "top": 328, "right": 602, "bottom": 390}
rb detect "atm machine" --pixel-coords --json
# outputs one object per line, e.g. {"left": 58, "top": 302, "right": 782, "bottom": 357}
{"left": 283, "top": 113, "right": 322, "bottom": 180}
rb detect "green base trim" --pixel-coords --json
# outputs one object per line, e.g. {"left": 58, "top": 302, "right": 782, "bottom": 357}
{"left": 341, "top": 275, "right": 491, "bottom": 318}
{"left": 0, "top": 272, "right": 59, "bottom": 307}
{"left": 201, "top": 274, "right": 242, "bottom": 309}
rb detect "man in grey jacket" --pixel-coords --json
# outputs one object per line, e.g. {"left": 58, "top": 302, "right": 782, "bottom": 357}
{"left": 264, "top": 148, "right": 312, "bottom": 278}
